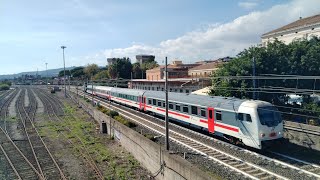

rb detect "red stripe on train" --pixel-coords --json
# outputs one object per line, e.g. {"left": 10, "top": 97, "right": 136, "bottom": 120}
{"left": 214, "top": 123, "right": 239, "bottom": 132}
{"left": 200, "top": 119, "right": 208, "bottom": 124}
{"left": 156, "top": 108, "right": 190, "bottom": 119}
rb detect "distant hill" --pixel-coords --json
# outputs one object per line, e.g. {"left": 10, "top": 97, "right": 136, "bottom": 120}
{"left": 0, "top": 66, "right": 78, "bottom": 80}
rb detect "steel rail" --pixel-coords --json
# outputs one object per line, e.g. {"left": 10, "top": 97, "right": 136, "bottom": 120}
{"left": 26, "top": 88, "right": 67, "bottom": 180}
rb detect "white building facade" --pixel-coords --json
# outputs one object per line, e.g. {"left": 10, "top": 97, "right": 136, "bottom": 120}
{"left": 261, "top": 14, "right": 320, "bottom": 46}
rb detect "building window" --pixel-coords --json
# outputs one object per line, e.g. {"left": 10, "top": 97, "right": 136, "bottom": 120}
{"left": 216, "top": 111, "right": 222, "bottom": 121}
{"left": 191, "top": 106, "right": 197, "bottom": 115}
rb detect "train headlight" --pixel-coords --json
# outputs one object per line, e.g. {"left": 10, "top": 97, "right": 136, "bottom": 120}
{"left": 278, "top": 131, "right": 282, "bottom": 135}
{"left": 260, "top": 133, "right": 265, "bottom": 138}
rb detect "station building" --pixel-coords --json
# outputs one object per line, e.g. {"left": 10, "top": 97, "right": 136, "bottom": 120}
{"left": 128, "top": 59, "right": 229, "bottom": 93}
{"left": 261, "top": 14, "right": 320, "bottom": 46}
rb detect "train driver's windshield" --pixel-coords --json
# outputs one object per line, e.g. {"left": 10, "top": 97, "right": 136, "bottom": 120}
{"left": 257, "top": 106, "right": 282, "bottom": 127}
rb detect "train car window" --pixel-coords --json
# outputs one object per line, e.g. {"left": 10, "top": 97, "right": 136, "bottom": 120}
{"left": 148, "top": 99, "right": 152, "bottom": 105}
{"left": 200, "top": 109, "right": 206, "bottom": 117}
{"left": 153, "top": 99, "right": 157, "bottom": 105}
{"left": 246, "top": 114, "right": 252, "bottom": 122}
{"left": 169, "top": 103, "right": 173, "bottom": 109}
{"left": 183, "top": 106, "right": 189, "bottom": 113}
{"left": 216, "top": 111, "right": 222, "bottom": 121}
{"left": 158, "top": 101, "right": 162, "bottom": 107}
{"left": 176, "top": 105, "right": 181, "bottom": 111}
{"left": 238, "top": 113, "right": 244, "bottom": 121}
{"left": 209, "top": 110, "right": 213, "bottom": 119}
{"left": 191, "top": 106, "right": 197, "bottom": 115}
{"left": 163, "top": 102, "right": 166, "bottom": 108}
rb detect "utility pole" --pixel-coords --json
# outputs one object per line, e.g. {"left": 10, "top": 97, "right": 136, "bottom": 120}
{"left": 45, "top": 63, "right": 48, "bottom": 88}
{"left": 68, "top": 75, "right": 71, "bottom": 91}
{"left": 91, "top": 76, "right": 94, "bottom": 106}
{"left": 252, "top": 57, "right": 256, "bottom": 100}
{"left": 165, "top": 56, "right": 169, "bottom": 151}
{"left": 61, "top": 46, "right": 67, "bottom": 98}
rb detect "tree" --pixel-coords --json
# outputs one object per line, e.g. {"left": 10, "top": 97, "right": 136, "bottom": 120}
{"left": 70, "top": 67, "right": 85, "bottom": 78}
{"left": 108, "top": 57, "right": 132, "bottom": 79}
{"left": 58, "top": 70, "right": 70, "bottom": 77}
{"left": 210, "top": 37, "right": 320, "bottom": 104}
{"left": 132, "top": 62, "right": 142, "bottom": 79}
{"left": 93, "top": 70, "right": 109, "bottom": 80}
{"left": 84, "top": 64, "right": 99, "bottom": 79}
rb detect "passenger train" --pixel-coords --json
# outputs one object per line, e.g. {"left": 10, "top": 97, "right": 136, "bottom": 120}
{"left": 84, "top": 85, "right": 283, "bottom": 149}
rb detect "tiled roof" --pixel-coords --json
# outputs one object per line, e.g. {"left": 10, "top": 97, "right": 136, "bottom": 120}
{"left": 262, "top": 14, "right": 320, "bottom": 36}
{"left": 189, "top": 62, "right": 222, "bottom": 71}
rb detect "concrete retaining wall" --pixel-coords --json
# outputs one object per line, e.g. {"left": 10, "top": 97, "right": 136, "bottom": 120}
{"left": 284, "top": 121, "right": 320, "bottom": 150}
{"left": 69, "top": 93, "right": 215, "bottom": 180}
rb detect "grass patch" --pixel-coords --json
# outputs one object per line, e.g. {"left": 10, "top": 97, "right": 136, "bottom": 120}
{"left": 51, "top": 104, "right": 142, "bottom": 179}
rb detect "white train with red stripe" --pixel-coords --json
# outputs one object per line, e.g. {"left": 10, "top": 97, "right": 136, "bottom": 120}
{"left": 85, "top": 85, "right": 283, "bottom": 149}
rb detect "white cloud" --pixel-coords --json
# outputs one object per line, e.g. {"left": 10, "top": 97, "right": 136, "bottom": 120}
{"left": 79, "top": 0, "right": 320, "bottom": 65}
{"left": 238, "top": 1, "right": 258, "bottom": 10}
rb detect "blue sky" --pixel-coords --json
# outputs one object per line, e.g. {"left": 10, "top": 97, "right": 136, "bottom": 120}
{"left": 0, "top": 0, "right": 319, "bottom": 74}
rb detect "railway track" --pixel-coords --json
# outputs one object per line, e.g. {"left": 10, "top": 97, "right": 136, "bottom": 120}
{"left": 73, "top": 89, "right": 320, "bottom": 180}
{"left": 0, "top": 89, "right": 18, "bottom": 133}
{"left": 0, "top": 88, "right": 42, "bottom": 179}
{"left": 16, "top": 88, "right": 66, "bottom": 180}
{"left": 34, "top": 88, "right": 104, "bottom": 180}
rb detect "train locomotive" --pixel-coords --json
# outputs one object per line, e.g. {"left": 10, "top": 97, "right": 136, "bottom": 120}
{"left": 84, "top": 85, "right": 283, "bottom": 149}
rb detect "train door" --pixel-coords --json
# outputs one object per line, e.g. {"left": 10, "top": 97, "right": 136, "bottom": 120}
{"left": 143, "top": 97, "right": 147, "bottom": 111}
{"left": 208, "top": 107, "right": 214, "bottom": 133}
{"left": 139, "top": 96, "right": 142, "bottom": 110}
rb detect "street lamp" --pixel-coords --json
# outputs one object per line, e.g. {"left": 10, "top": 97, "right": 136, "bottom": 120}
{"left": 45, "top": 62, "right": 48, "bottom": 88}
{"left": 61, "top": 46, "right": 67, "bottom": 98}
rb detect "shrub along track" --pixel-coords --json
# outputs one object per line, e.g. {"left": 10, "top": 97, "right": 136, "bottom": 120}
{"left": 16, "top": 88, "right": 66, "bottom": 180}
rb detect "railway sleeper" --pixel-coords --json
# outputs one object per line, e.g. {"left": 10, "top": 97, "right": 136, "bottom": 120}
{"left": 245, "top": 169, "right": 260, "bottom": 174}
{"left": 259, "top": 175, "right": 275, "bottom": 180}
{"left": 238, "top": 166, "right": 253, "bottom": 171}
{"left": 233, "top": 163, "right": 247, "bottom": 168}
{"left": 252, "top": 171, "right": 268, "bottom": 178}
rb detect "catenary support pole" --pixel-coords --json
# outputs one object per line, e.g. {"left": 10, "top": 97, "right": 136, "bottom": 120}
{"left": 165, "top": 56, "right": 169, "bottom": 151}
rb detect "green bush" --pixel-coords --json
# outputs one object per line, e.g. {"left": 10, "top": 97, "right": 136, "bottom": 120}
{"left": 0, "top": 84, "right": 9, "bottom": 91}
{"left": 114, "top": 115, "right": 136, "bottom": 128}
{"left": 109, "top": 110, "right": 119, "bottom": 118}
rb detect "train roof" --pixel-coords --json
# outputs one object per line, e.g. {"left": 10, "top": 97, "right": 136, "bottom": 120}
{"left": 144, "top": 91, "right": 246, "bottom": 111}
{"left": 93, "top": 86, "right": 113, "bottom": 91}
{"left": 110, "top": 87, "right": 146, "bottom": 96}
